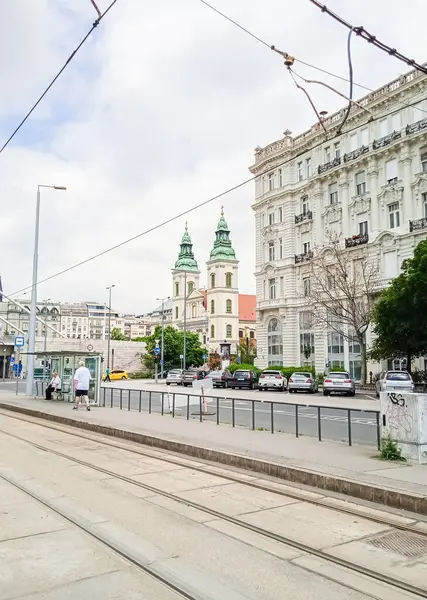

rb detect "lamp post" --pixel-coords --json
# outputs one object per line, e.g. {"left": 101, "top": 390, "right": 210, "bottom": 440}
{"left": 156, "top": 296, "right": 170, "bottom": 379}
{"left": 106, "top": 285, "right": 115, "bottom": 369}
{"left": 26, "top": 184, "right": 66, "bottom": 396}
{"left": 183, "top": 271, "right": 187, "bottom": 370}
{"left": 42, "top": 298, "right": 50, "bottom": 383}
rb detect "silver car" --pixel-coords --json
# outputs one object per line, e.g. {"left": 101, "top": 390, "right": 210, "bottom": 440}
{"left": 376, "top": 370, "right": 414, "bottom": 397}
{"left": 323, "top": 372, "right": 356, "bottom": 397}
{"left": 258, "top": 370, "right": 287, "bottom": 392}
{"left": 288, "top": 372, "right": 318, "bottom": 394}
{"left": 166, "top": 369, "right": 183, "bottom": 386}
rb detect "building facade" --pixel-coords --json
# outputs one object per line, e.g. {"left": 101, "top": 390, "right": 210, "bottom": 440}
{"left": 250, "top": 66, "right": 427, "bottom": 376}
{"left": 170, "top": 213, "right": 256, "bottom": 355}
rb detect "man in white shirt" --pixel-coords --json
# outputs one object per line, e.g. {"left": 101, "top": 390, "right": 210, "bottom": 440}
{"left": 46, "top": 372, "right": 61, "bottom": 400}
{"left": 73, "top": 361, "right": 91, "bottom": 411}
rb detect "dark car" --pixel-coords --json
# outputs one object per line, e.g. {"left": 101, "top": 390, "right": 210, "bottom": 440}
{"left": 230, "top": 369, "right": 258, "bottom": 390}
{"left": 182, "top": 369, "right": 209, "bottom": 387}
{"left": 204, "top": 370, "right": 233, "bottom": 388}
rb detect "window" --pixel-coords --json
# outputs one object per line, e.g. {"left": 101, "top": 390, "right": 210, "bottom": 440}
{"left": 303, "top": 277, "right": 311, "bottom": 296}
{"left": 250, "top": 331, "right": 255, "bottom": 339}
{"left": 210, "top": 299, "right": 215, "bottom": 314}
{"left": 175, "top": 306, "right": 179, "bottom": 319}
{"left": 327, "top": 332, "right": 344, "bottom": 355}
{"left": 379, "top": 118, "right": 388, "bottom": 137}
{"left": 350, "top": 132, "right": 358, "bottom": 151}
{"left": 421, "top": 150, "right": 427, "bottom": 173}
{"left": 279, "top": 237, "right": 283, "bottom": 259}
{"left": 297, "top": 162, "right": 303, "bottom": 181}
{"left": 303, "top": 241, "right": 311, "bottom": 255}
{"left": 267, "top": 318, "right": 283, "bottom": 366}
{"left": 360, "top": 127, "right": 369, "bottom": 146}
{"left": 188, "top": 281, "right": 194, "bottom": 294}
{"left": 388, "top": 203, "right": 400, "bottom": 229}
{"left": 423, "top": 193, "right": 427, "bottom": 218}
{"left": 239, "top": 330, "right": 243, "bottom": 338}
{"left": 334, "top": 141, "right": 341, "bottom": 159}
{"left": 268, "top": 212, "right": 275, "bottom": 225}
{"left": 268, "top": 172, "right": 275, "bottom": 191}
{"left": 301, "top": 195, "right": 309, "bottom": 214}
{"left": 268, "top": 278, "right": 276, "bottom": 300}
{"left": 355, "top": 171, "right": 366, "bottom": 195}
{"left": 392, "top": 112, "right": 400, "bottom": 133}
{"left": 278, "top": 168, "right": 283, "bottom": 187}
{"left": 203, "top": 334, "right": 206, "bottom": 345}
{"left": 359, "top": 221, "right": 368, "bottom": 236}
{"left": 226, "top": 299, "right": 232, "bottom": 314}
{"left": 386, "top": 158, "right": 398, "bottom": 184}
{"left": 279, "top": 276, "right": 284, "bottom": 297}
{"left": 210, "top": 273, "right": 215, "bottom": 288}
{"left": 226, "top": 324, "right": 232, "bottom": 338}
{"left": 329, "top": 182, "right": 338, "bottom": 205}
{"left": 306, "top": 157, "right": 311, "bottom": 177}
{"left": 324, "top": 146, "right": 331, "bottom": 162}
{"left": 278, "top": 207, "right": 283, "bottom": 222}
{"left": 225, "top": 272, "right": 232, "bottom": 288}
{"left": 268, "top": 241, "right": 275, "bottom": 262}
{"left": 175, "top": 282, "right": 179, "bottom": 297}
{"left": 211, "top": 324, "right": 215, "bottom": 339}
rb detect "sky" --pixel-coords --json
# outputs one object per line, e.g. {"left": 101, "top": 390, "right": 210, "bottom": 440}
{"left": 0, "top": 0, "right": 426, "bottom": 314}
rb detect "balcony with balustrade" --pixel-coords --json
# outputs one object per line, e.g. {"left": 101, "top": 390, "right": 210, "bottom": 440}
{"left": 344, "top": 233, "right": 369, "bottom": 248}
{"left": 318, "top": 156, "right": 341, "bottom": 175}
{"left": 295, "top": 210, "right": 313, "bottom": 225}
{"left": 409, "top": 217, "right": 427, "bottom": 232}
{"left": 295, "top": 250, "right": 314, "bottom": 264}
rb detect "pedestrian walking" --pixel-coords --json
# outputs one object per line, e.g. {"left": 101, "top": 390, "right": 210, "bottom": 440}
{"left": 105, "top": 367, "right": 111, "bottom": 382}
{"left": 46, "top": 371, "right": 61, "bottom": 400}
{"left": 73, "top": 360, "right": 91, "bottom": 411}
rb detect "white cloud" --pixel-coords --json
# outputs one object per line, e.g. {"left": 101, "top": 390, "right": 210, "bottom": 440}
{"left": 0, "top": 0, "right": 426, "bottom": 313}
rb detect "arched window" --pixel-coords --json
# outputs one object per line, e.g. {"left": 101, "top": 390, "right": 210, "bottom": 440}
{"left": 188, "top": 281, "right": 194, "bottom": 295}
{"left": 191, "top": 303, "right": 196, "bottom": 318}
{"left": 211, "top": 324, "right": 215, "bottom": 338}
{"left": 267, "top": 318, "right": 283, "bottom": 366}
{"left": 226, "top": 299, "right": 232, "bottom": 314}
{"left": 203, "top": 334, "right": 206, "bottom": 345}
{"left": 210, "top": 273, "right": 215, "bottom": 288}
{"left": 226, "top": 324, "right": 232, "bottom": 338}
{"left": 226, "top": 272, "right": 232, "bottom": 288}
{"left": 210, "top": 299, "right": 215, "bottom": 314}
{"left": 175, "top": 306, "right": 179, "bottom": 319}
{"left": 175, "top": 282, "right": 179, "bottom": 297}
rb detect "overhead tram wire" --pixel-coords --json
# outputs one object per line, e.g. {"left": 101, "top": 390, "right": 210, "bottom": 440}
{"left": 9, "top": 95, "right": 426, "bottom": 300}
{"left": 196, "top": 0, "right": 427, "bottom": 116}
{"left": 308, "top": 0, "right": 427, "bottom": 76}
{"left": 0, "top": 0, "right": 121, "bottom": 156}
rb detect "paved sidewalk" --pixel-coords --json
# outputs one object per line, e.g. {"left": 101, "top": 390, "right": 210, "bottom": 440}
{"left": 0, "top": 395, "right": 426, "bottom": 513}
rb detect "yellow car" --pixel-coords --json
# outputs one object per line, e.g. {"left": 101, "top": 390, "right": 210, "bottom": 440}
{"left": 102, "top": 369, "right": 129, "bottom": 381}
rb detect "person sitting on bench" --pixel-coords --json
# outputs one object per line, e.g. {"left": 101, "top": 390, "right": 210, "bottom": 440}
{"left": 46, "top": 371, "right": 61, "bottom": 400}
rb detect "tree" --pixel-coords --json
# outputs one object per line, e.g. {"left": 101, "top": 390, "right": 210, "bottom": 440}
{"left": 143, "top": 325, "right": 206, "bottom": 371}
{"left": 303, "top": 232, "right": 378, "bottom": 384}
{"left": 369, "top": 240, "right": 427, "bottom": 371}
{"left": 237, "top": 339, "right": 257, "bottom": 366}
{"left": 110, "top": 327, "right": 128, "bottom": 341}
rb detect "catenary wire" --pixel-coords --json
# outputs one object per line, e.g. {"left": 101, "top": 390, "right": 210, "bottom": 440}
{"left": 338, "top": 29, "right": 354, "bottom": 133}
{"left": 308, "top": 0, "right": 427, "bottom": 76}
{"left": 0, "top": 0, "right": 121, "bottom": 156}
{"left": 9, "top": 96, "right": 425, "bottom": 299}
{"left": 196, "top": 0, "right": 427, "bottom": 115}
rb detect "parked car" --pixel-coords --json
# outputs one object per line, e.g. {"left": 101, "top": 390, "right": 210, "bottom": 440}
{"left": 166, "top": 369, "right": 183, "bottom": 386}
{"left": 258, "top": 370, "right": 287, "bottom": 392}
{"left": 182, "top": 369, "right": 209, "bottom": 387}
{"left": 204, "top": 370, "right": 233, "bottom": 388}
{"left": 229, "top": 369, "right": 258, "bottom": 390}
{"left": 288, "top": 372, "right": 318, "bottom": 394}
{"left": 323, "top": 372, "right": 356, "bottom": 397}
{"left": 375, "top": 370, "right": 414, "bottom": 397}
{"left": 102, "top": 369, "right": 129, "bottom": 381}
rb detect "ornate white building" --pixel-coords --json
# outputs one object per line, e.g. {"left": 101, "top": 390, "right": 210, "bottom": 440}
{"left": 171, "top": 212, "right": 256, "bottom": 355}
{"left": 250, "top": 66, "right": 427, "bottom": 377}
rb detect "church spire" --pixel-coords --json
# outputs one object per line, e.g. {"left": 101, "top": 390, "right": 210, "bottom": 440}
{"left": 209, "top": 208, "right": 237, "bottom": 260}
{"left": 174, "top": 223, "right": 199, "bottom": 271}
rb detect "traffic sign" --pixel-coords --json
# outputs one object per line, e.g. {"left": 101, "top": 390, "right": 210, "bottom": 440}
{"left": 14, "top": 336, "right": 25, "bottom": 348}
{"left": 154, "top": 347, "right": 160, "bottom": 355}
{"left": 202, "top": 354, "right": 207, "bottom": 360}
{"left": 179, "top": 354, "right": 184, "bottom": 359}
{"left": 9, "top": 356, "right": 15, "bottom": 366}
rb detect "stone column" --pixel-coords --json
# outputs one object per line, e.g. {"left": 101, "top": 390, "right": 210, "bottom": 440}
{"left": 312, "top": 187, "right": 324, "bottom": 247}
{"left": 367, "top": 166, "right": 380, "bottom": 235}
{"left": 400, "top": 155, "right": 413, "bottom": 229}
{"left": 339, "top": 180, "right": 350, "bottom": 237}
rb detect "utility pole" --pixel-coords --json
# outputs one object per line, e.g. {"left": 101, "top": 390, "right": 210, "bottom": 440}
{"left": 42, "top": 298, "right": 50, "bottom": 383}
{"left": 183, "top": 271, "right": 187, "bottom": 370}
{"left": 106, "top": 284, "right": 115, "bottom": 369}
{"left": 156, "top": 296, "right": 170, "bottom": 379}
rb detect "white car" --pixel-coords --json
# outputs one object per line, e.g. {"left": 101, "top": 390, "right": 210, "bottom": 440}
{"left": 376, "top": 370, "right": 414, "bottom": 397}
{"left": 166, "top": 369, "right": 183, "bottom": 386}
{"left": 258, "top": 370, "right": 287, "bottom": 392}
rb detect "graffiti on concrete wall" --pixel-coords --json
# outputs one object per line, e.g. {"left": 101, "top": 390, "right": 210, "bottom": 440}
{"left": 386, "top": 393, "right": 412, "bottom": 434}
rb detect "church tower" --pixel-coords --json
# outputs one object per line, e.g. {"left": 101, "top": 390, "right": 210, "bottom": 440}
{"left": 206, "top": 209, "right": 239, "bottom": 353}
{"left": 172, "top": 224, "right": 200, "bottom": 327}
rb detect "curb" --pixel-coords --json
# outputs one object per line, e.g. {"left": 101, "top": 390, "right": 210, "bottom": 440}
{"left": 1, "top": 401, "right": 426, "bottom": 515}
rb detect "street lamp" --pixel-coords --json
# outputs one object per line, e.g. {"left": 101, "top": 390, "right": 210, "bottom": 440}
{"left": 42, "top": 298, "right": 51, "bottom": 383}
{"left": 156, "top": 296, "right": 170, "bottom": 379}
{"left": 26, "top": 185, "right": 66, "bottom": 396}
{"left": 106, "top": 285, "right": 115, "bottom": 369}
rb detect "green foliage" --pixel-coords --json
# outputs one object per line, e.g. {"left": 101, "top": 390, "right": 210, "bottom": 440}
{"left": 228, "top": 363, "right": 261, "bottom": 375}
{"left": 143, "top": 325, "right": 205, "bottom": 371}
{"left": 237, "top": 342, "right": 257, "bottom": 366}
{"left": 411, "top": 369, "right": 427, "bottom": 384}
{"left": 110, "top": 327, "right": 128, "bottom": 341}
{"left": 131, "top": 336, "right": 150, "bottom": 342}
{"left": 370, "top": 240, "right": 427, "bottom": 370}
{"left": 327, "top": 366, "right": 347, "bottom": 373}
{"left": 380, "top": 435, "right": 405, "bottom": 462}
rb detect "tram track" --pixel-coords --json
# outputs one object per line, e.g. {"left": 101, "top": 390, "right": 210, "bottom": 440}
{"left": 1, "top": 413, "right": 427, "bottom": 598}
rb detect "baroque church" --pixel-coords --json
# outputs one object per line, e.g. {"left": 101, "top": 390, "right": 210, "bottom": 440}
{"left": 171, "top": 210, "right": 256, "bottom": 355}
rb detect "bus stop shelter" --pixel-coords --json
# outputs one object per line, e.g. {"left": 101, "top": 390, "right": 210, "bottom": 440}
{"left": 25, "top": 351, "right": 102, "bottom": 405}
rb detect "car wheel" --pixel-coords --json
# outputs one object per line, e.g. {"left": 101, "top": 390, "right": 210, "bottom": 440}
{"left": 323, "top": 390, "right": 329, "bottom": 396}
{"left": 121, "top": 376, "right": 126, "bottom": 380}
{"left": 348, "top": 391, "right": 356, "bottom": 397}
{"left": 166, "top": 382, "right": 170, "bottom": 386}
{"left": 308, "top": 389, "right": 314, "bottom": 394}
{"left": 224, "top": 381, "right": 228, "bottom": 389}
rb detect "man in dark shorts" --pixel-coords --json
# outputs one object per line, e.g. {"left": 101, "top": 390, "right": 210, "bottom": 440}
{"left": 73, "top": 360, "right": 91, "bottom": 411}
